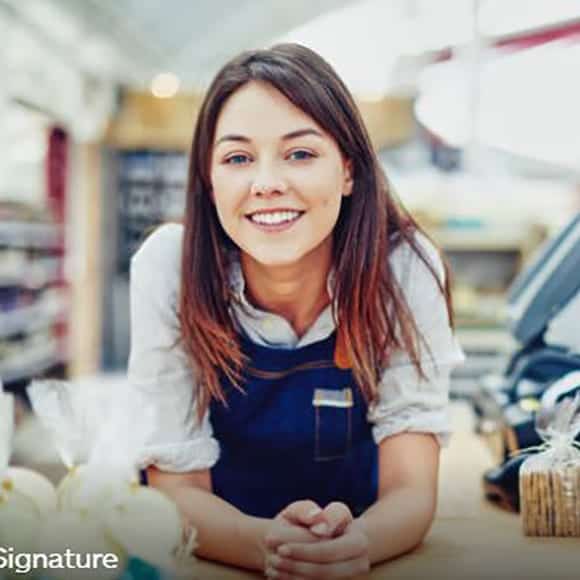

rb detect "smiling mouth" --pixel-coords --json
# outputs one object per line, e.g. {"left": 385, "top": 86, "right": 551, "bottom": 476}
{"left": 245, "top": 210, "right": 305, "bottom": 226}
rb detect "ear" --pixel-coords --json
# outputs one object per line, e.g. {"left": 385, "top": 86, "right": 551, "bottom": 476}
{"left": 342, "top": 158, "right": 354, "bottom": 197}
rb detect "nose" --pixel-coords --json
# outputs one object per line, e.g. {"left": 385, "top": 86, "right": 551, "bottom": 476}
{"left": 250, "top": 178, "right": 287, "bottom": 197}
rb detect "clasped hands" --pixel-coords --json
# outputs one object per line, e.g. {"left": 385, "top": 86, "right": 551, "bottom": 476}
{"left": 263, "top": 500, "right": 370, "bottom": 579}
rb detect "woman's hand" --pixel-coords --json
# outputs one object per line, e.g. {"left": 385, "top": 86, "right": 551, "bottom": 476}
{"left": 265, "top": 502, "right": 370, "bottom": 579}
{"left": 262, "top": 500, "right": 324, "bottom": 572}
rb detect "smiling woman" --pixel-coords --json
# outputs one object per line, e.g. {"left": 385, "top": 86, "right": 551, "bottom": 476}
{"left": 128, "top": 43, "right": 465, "bottom": 577}
{"left": 210, "top": 81, "right": 352, "bottom": 274}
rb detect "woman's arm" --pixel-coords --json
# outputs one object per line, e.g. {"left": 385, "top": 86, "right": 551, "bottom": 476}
{"left": 147, "top": 466, "right": 269, "bottom": 570}
{"left": 355, "top": 431, "right": 440, "bottom": 564}
{"left": 147, "top": 467, "right": 322, "bottom": 572}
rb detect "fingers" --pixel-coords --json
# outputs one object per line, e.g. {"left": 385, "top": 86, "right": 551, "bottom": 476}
{"left": 275, "top": 527, "right": 367, "bottom": 564}
{"left": 265, "top": 525, "right": 320, "bottom": 550}
{"left": 310, "top": 502, "right": 353, "bottom": 538}
{"left": 278, "top": 500, "right": 324, "bottom": 527}
{"left": 265, "top": 521, "right": 320, "bottom": 551}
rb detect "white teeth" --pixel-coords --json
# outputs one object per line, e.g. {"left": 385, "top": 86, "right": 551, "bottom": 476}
{"left": 250, "top": 211, "right": 301, "bottom": 225}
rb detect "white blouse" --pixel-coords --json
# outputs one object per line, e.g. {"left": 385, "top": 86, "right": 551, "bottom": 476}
{"left": 128, "top": 223, "right": 465, "bottom": 473}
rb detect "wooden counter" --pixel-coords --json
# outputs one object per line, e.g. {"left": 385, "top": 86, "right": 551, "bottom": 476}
{"left": 193, "top": 402, "right": 579, "bottom": 580}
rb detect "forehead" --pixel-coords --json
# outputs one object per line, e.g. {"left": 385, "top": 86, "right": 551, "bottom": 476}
{"left": 214, "top": 81, "right": 323, "bottom": 139}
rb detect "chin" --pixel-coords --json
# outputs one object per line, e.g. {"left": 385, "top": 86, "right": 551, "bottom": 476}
{"left": 246, "top": 246, "right": 307, "bottom": 268}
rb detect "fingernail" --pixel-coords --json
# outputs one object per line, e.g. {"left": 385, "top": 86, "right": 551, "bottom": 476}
{"left": 307, "top": 507, "right": 322, "bottom": 518}
{"left": 277, "top": 545, "right": 291, "bottom": 557}
{"left": 265, "top": 567, "right": 278, "bottom": 578}
{"left": 311, "top": 522, "right": 329, "bottom": 535}
{"left": 269, "top": 554, "right": 281, "bottom": 567}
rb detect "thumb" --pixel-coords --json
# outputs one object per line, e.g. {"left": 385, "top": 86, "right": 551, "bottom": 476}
{"left": 310, "top": 502, "right": 353, "bottom": 538}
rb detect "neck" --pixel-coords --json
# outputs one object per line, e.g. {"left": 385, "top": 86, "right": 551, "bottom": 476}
{"left": 240, "top": 243, "right": 333, "bottom": 338}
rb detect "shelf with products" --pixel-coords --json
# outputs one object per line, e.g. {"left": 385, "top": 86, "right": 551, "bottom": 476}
{"left": 0, "top": 221, "right": 61, "bottom": 249}
{"left": 100, "top": 148, "right": 188, "bottom": 370}
{"left": 115, "top": 150, "right": 188, "bottom": 275}
{"left": 423, "top": 221, "right": 548, "bottom": 394}
{"left": 0, "top": 332, "right": 62, "bottom": 384}
{"left": 0, "top": 252, "right": 61, "bottom": 289}
{"left": 427, "top": 221, "right": 547, "bottom": 330}
{"left": 0, "top": 287, "right": 68, "bottom": 339}
{"left": 0, "top": 202, "right": 69, "bottom": 392}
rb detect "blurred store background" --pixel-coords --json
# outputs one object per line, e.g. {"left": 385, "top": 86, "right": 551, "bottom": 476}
{"left": 1, "top": 0, "right": 579, "bottom": 462}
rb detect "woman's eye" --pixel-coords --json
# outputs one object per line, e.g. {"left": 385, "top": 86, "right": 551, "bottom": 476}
{"left": 225, "top": 154, "right": 250, "bottom": 165}
{"left": 289, "top": 150, "right": 314, "bottom": 161}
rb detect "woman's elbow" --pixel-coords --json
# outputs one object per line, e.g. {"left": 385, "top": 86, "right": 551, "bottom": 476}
{"left": 146, "top": 465, "right": 212, "bottom": 495}
{"left": 411, "top": 488, "right": 438, "bottom": 543}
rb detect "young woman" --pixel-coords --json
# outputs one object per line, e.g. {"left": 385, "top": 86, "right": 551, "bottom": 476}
{"left": 128, "top": 43, "right": 464, "bottom": 578}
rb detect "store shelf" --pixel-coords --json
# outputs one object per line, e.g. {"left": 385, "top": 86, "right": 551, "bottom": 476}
{"left": 0, "top": 255, "right": 61, "bottom": 289}
{"left": 0, "top": 291, "right": 67, "bottom": 339}
{"left": 115, "top": 150, "right": 187, "bottom": 273}
{"left": 0, "top": 202, "right": 69, "bottom": 389}
{"left": 451, "top": 326, "right": 516, "bottom": 397}
{"left": 456, "top": 327, "right": 517, "bottom": 353}
{"left": 0, "top": 338, "right": 61, "bottom": 383}
{"left": 431, "top": 229, "right": 525, "bottom": 251}
{"left": 0, "top": 222, "right": 61, "bottom": 250}
{"left": 430, "top": 222, "right": 546, "bottom": 258}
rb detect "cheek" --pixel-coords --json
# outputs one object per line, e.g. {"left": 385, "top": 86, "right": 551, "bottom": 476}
{"left": 317, "top": 185, "right": 344, "bottom": 212}
{"left": 211, "top": 170, "right": 246, "bottom": 213}
{"left": 306, "top": 162, "right": 346, "bottom": 204}
{"left": 312, "top": 191, "right": 343, "bottom": 235}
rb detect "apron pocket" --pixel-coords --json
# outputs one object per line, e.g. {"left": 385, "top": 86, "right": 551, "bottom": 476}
{"left": 313, "top": 388, "right": 353, "bottom": 461}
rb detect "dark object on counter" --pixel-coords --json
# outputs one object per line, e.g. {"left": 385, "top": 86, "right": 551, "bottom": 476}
{"left": 473, "top": 213, "right": 580, "bottom": 429}
{"left": 481, "top": 373, "right": 580, "bottom": 513}
{"left": 470, "top": 215, "right": 580, "bottom": 512}
{"left": 472, "top": 346, "right": 580, "bottom": 436}
{"left": 506, "top": 214, "right": 580, "bottom": 347}
{"left": 483, "top": 453, "right": 529, "bottom": 513}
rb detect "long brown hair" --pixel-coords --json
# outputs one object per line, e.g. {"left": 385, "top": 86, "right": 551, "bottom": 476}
{"left": 179, "top": 43, "right": 454, "bottom": 419}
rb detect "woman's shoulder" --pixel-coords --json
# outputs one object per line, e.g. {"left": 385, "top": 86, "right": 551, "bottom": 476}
{"left": 389, "top": 229, "right": 445, "bottom": 286}
{"left": 131, "top": 222, "right": 184, "bottom": 272}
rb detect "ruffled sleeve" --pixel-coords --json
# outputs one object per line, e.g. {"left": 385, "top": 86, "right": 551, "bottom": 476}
{"left": 128, "top": 223, "right": 220, "bottom": 472}
{"left": 368, "top": 233, "right": 465, "bottom": 447}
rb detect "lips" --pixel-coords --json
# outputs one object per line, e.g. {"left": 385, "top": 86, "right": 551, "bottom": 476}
{"left": 245, "top": 209, "right": 305, "bottom": 232}
{"left": 247, "top": 209, "right": 304, "bottom": 225}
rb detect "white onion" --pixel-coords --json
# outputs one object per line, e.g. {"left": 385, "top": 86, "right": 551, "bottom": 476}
{"left": 56, "top": 469, "right": 185, "bottom": 571}
{"left": 2, "top": 466, "right": 57, "bottom": 516}
{"left": 56, "top": 465, "right": 90, "bottom": 512}
{"left": 0, "top": 489, "right": 41, "bottom": 554}
{"left": 106, "top": 485, "right": 182, "bottom": 570}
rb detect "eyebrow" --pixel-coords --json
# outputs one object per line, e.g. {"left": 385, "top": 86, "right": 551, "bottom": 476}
{"left": 214, "top": 128, "right": 324, "bottom": 146}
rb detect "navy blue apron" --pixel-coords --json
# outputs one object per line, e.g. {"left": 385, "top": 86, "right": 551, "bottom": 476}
{"left": 209, "top": 331, "right": 378, "bottom": 519}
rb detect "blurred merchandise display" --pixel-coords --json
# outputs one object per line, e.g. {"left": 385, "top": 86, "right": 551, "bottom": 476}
{"left": 467, "top": 214, "right": 580, "bottom": 512}
{"left": 415, "top": 213, "right": 547, "bottom": 394}
{"left": 115, "top": 150, "right": 187, "bottom": 274}
{"left": 0, "top": 116, "right": 70, "bottom": 396}
{"left": 0, "top": 202, "right": 68, "bottom": 391}
{"left": 389, "top": 168, "right": 580, "bottom": 395}
{"left": 99, "top": 150, "right": 188, "bottom": 370}
{"left": 430, "top": 219, "right": 547, "bottom": 329}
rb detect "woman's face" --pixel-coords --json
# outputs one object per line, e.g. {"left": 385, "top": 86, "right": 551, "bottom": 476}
{"left": 210, "top": 81, "right": 353, "bottom": 268}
